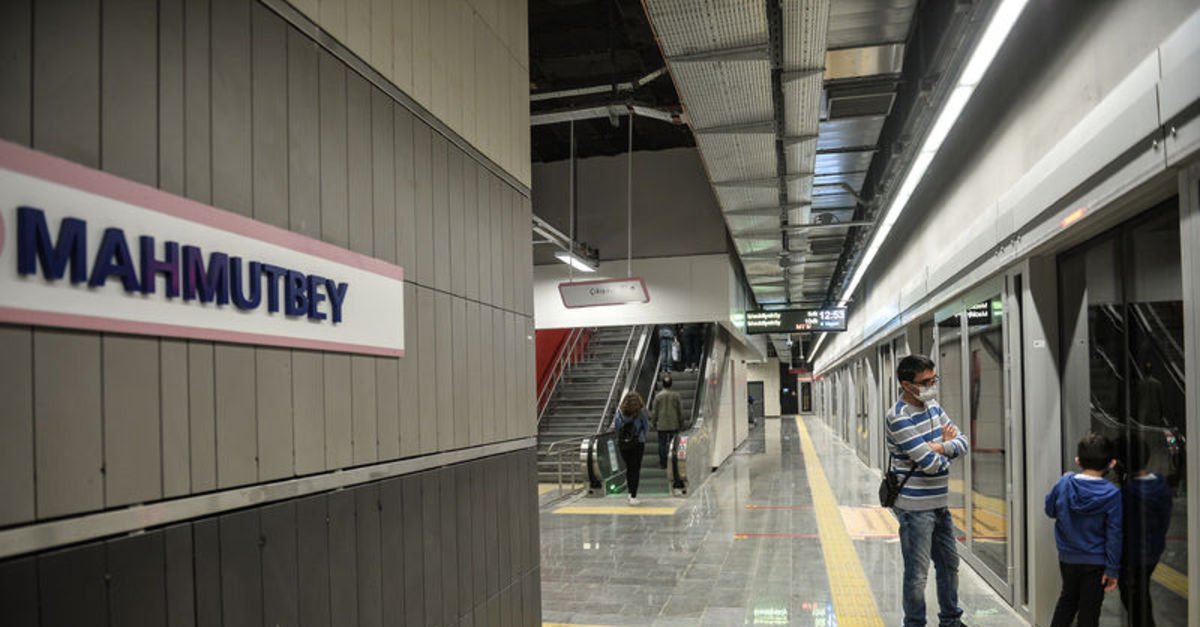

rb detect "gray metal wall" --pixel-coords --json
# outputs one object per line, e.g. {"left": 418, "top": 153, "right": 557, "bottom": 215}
{"left": 0, "top": 450, "right": 541, "bottom": 627}
{"left": 0, "top": 0, "right": 538, "bottom": 624}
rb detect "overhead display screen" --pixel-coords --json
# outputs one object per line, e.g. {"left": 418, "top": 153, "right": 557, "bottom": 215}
{"left": 745, "top": 308, "right": 847, "bottom": 334}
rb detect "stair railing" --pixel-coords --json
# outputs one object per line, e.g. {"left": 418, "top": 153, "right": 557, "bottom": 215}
{"left": 543, "top": 435, "right": 589, "bottom": 496}
{"left": 537, "top": 327, "right": 590, "bottom": 425}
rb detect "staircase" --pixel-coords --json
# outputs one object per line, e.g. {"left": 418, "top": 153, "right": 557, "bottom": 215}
{"left": 536, "top": 326, "right": 636, "bottom": 483}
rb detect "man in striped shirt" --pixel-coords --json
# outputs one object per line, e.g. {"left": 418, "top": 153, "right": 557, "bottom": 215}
{"left": 888, "top": 354, "right": 970, "bottom": 627}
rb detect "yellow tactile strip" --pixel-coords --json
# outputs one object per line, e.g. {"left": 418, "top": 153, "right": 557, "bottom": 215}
{"left": 552, "top": 504, "right": 678, "bottom": 516}
{"left": 1153, "top": 562, "right": 1189, "bottom": 598}
{"left": 839, "top": 506, "right": 900, "bottom": 539}
{"left": 795, "top": 417, "right": 886, "bottom": 627}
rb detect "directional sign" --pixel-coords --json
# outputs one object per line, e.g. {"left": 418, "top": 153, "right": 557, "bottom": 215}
{"left": 558, "top": 277, "right": 650, "bottom": 308}
{"left": 744, "top": 308, "right": 846, "bottom": 334}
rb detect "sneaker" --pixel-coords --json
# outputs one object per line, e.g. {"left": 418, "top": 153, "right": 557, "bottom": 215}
{"left": 628, "top": 496, "right": 639, "bottom": 505}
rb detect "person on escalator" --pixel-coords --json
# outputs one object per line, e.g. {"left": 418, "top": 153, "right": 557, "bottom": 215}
{"left": 613, "top": 392, "right": 650, "bottom": 505}
{"left": 658, "top": 325, "right": 676, "bottom": 372}
{"left": 1120, "top": 434, "right": 1173, "bottom": 627}
{"left": 650, "top": 376, "right": 683, "bottom": 470}
{"left": 680, "top": 323, "right": 703, "bottom": 371}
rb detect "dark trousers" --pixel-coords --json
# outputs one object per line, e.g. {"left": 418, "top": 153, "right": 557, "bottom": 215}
{"left": 1050, "top": 562, "right": 1106, "bottom": 627}
{"left": 619, "top": 443, "right": 645, "bottom": 497}
{"left": 657, "top": 430, "right": 677, "bottom": 469}
{"left": 1120, "top": 562, "right": 1158, "bottom": 627}
{"left": 682, "top": 334, "right": 702, "bottom": 368}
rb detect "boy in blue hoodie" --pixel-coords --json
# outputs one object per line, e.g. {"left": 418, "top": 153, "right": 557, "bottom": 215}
{"left": 1120, "top": 435, "right": 1173, "bottom": 627}
{"left": 1045, "top": 433, "right": 1123, "bottom": 627}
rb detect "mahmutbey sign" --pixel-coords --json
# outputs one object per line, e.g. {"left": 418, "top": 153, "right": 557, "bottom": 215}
{"left": 0, "top": 140, "right": 405, "bottom": 357}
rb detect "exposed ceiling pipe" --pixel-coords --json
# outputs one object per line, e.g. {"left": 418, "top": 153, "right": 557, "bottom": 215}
{"left": 530, "top": 67, "right": 669, "bottom": 102}
{"left": 530, "top": 103, "right": 684, "bottom": 126}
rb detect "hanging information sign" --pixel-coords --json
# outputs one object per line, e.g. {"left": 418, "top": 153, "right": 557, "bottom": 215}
{"left": 558, "top": 277, "right": 650, "bottom": 308}
{"left": 744, "top": 308, "right": 847, "bottom": 334}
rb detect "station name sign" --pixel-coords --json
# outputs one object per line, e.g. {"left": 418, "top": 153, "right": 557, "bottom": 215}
{"left": 0, "top": 140, "right": 405, "bottom": 356}
{"left": 744, "top": 308, "right": 847, "bottom": 334}
{"left": 558, "top": 277, "right": 650, "bottom": 308}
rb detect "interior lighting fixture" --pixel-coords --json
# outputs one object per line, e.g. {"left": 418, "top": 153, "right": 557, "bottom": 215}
{"left": 836, "top": 0, "right": 1031, "bottom": 308}
{"left": 807, "top": 331, "right": 828, "bottom": 364}
{"left": 554, "top": 250, "right": 598, "bottom": 273}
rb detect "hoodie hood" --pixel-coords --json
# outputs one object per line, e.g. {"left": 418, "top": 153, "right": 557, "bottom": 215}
{"left": 1061, "top": 475, "right": 1117, "bottom": 515}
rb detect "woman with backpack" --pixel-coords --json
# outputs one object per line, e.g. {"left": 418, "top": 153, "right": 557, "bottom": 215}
{"left": 613, "top": 392, "right": 651, "bottom": 505}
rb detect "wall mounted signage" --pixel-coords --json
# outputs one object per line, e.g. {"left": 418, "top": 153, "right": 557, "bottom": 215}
{"left": 558, "top": 277, "right": 650, "bottom": 308}
{"left": 744, "top": 308, "right": 847, "bottom": 334}
{"left": 0, "top": 140, "right": 405, "bottom": 356}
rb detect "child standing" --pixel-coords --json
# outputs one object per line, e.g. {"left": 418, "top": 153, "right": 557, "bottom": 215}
{"left": 1045, "top": 433, "right": 1124, "bottom": 627}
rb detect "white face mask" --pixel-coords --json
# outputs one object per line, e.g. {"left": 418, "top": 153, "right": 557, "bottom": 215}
{"left": 916, "top": 385, "right": 938, "bottom": 403}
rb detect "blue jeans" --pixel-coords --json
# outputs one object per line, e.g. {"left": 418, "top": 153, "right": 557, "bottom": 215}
{"left": 895, "top": 506, "right": 964, "bottom": 627}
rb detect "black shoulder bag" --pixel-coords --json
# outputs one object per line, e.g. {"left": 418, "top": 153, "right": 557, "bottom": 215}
{"left": 878, "top": 456, "right": 917, "bottom": 508}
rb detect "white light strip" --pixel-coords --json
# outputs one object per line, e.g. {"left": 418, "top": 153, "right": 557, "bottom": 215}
{"left": 807, "top": 332, "right": 828, "bottom": 363}
{"left": 554, "top": 250, "right": 597, "bottom": 272}
{"left": 837, "top": 0, "right": 1030, "bottom": 307}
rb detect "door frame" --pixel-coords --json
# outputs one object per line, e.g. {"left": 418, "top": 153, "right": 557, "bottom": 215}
{"left": 1179, "top": 162, "right": 1200, "bottom": 627}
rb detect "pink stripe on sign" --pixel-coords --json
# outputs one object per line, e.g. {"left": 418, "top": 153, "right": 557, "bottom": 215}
{"left": 0, "top": 307, "right": 405, "bottom": 358}
{"left": 0, "top": 139, "right": 404, "bottom": 281}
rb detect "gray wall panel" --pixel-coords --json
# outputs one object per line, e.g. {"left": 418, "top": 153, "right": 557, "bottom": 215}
{"left": 401, "top": 475, "right": 426, "bottom": 626}
{"left": 432, "top": 134, "right": 451, "bottom": 291}
{"left": 417, "top": 288, "right": 438, "bottom": 453}
{"left": 485, "top": 594, "right": 500, "bottom": 627}
{"left": 34, "top": 330, "right": 103, "bottom": 518}
{"left": 319, "top": 49, "right": 349, "bottom": 247}
{"left": 356, "top": 485, "right": 384, "bottom": 627}
{"left": 481, "top": 308, "right": 496, "bottom": 443}
{"left": 324, "top": 354, "right": 353, "bottom": 468}
{"left": 450, "top": 147, "right": 466, "bottom": 295}
{"left": 496, "top": 458, "right": 512, "bottom": 586}
{"left": 297, "top": 495, "right": 332, "bottom": 627}
{"left": 210, "top": 0, "right": 253, "bottom": 215}
{"left": 506, "top": 314, "right": 518, "bottom": 439}
{"left": 188, "top": 343, "right": 217, "bottom": 492}
{"left": 287, "top": 29, "right": 321, "bottom": 238}
{"left": 103, "top": 335, "right": 163, "bottom": 507}
{"left": 379, "top": 479, "right": 405, "bottom": 626}
{"left": 490, "top": 178, "right": 504, "bottom": 310}
{"left": 439, "top": 471, "right": 459, "bottom": 625}
{"left": 372, "top": 89, "right": 397, "bottom": 264}
{"left": 0, "top": 0, "right": 31, "bottom": 145}
{"left": 466, "top": 303, "right": 482, "bottom": 446}
{"left": 219, "top": 510, "right": 263, "bottom": 627}
{"left": 256, "top": 347, "right": 294, "bottom": 481}
{"left": 496, "top": 311, "right": 510, "bottom": 440}
{"left": 293, "top": 351, "right": 326, "bottom": 475}
{"left": 377, "top": 358, "right": 401, "bottom": 459}
{"left": 164, "top": 524, "right": 196, "bottom": 627}
{"left": 484, "top": 458, "right": 500, "bottom": 598}
{"left": 101, "top": 0, "right": 157, "bottom": 185}
{"left": 183, "top": 0, "right": 211, "bottom": 202}
{"left": 328, "top": 490, "right": 360, "bottom": 625}
{"left": 251, "top": 3, "right": 289, "bottom": 228}
{"left": 260, "top": 502, "right": 300, "bottom": 627}
{"left": 352, "top": 355, "right": 379, "bottom": 464}
{"left": 420, "top": 473, "right": 443, "bottom": 624}
{"left": 161, "top": 340, "right": 190, "bottom": 498}
{"left": 32, "top": 0, "right": 100, "bottom": 167}
{"left": 38, "top": 543, "right": 107, "bottom": 627}
{"left": 394, "top": 105, "right": 417, "bottom": 272}
{"left": 214, "top": 345, "right": 257, "bottom": 488}
{"left": 399, "top": 283, "right": 420, "bottom": 456}
{"left": 436, "top": 292, "right": 455, "bottom": 450}
{"left": 464, "top": 161, "right": 480, "bottom": 300}
{"left": 477, "top": 170, "right": 492, "bottom": 305}
{"left": 504, "top": 188, "right": 515, "bottom": 311}
{"left": 348, "top": 72, "right": 374, "bottom": 256}
{"left": 0, "top": 557, "right": 38, "bottom": 627}
{"left": 451, "top": 297, "right": 467, "bottom": 447}
{"left": 455, "top": 465, "right": 473, "bottom": 619}
{"left": 107, "top": 532, "right": 167, "bottom": 627}
{"left": 0, "top": 327, "right": 34, "bottom": 525}
{"left": 193, "top": 519, "right": 223, "bottom": 627}
{"left": 157, "top": 0, "right": 184, "bottom": 194}
{"left": 413, "top": 123, "right": 434, "bottom": 285}
{"left": 469, "top": 461, "right": 487, "bottom": 609}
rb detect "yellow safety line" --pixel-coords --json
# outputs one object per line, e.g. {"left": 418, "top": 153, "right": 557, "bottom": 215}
{"left": 552, "top": 505, "right": 678, "bottom": 516}
{"left": 795, "top": 418, "right": 886, "bottom": 627}
{"left": 542, "top": 624, "right": 613, "bottom": 627}
{"left": 1153, "top": 562, "right": 1189, "bottom": 598}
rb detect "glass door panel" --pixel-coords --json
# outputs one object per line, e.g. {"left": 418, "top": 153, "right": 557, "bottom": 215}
{"left": 967, "top": 294, "right": 1009, "bottom": 581}
{"left": 938, "top": 315, "right": 968, "bottom": 538}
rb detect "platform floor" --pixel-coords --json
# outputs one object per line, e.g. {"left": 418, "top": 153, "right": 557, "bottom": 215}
{"left": 538, "top": 416, "right": 1026, "bottom": 626}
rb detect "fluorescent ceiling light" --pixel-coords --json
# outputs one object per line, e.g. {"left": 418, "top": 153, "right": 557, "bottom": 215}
{"left": 838, "top": 0, "right": 1030, "bottom": 307}
{"left": 807, "top": 332, "right": 828, "bottom": 364}
{"left": 554, "top": 250, "right": 597, "bottom": 272}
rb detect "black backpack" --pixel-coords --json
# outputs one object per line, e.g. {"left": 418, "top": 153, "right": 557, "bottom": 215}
{"left": 617, "top": 419, "right": 639, "bottom": 449}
